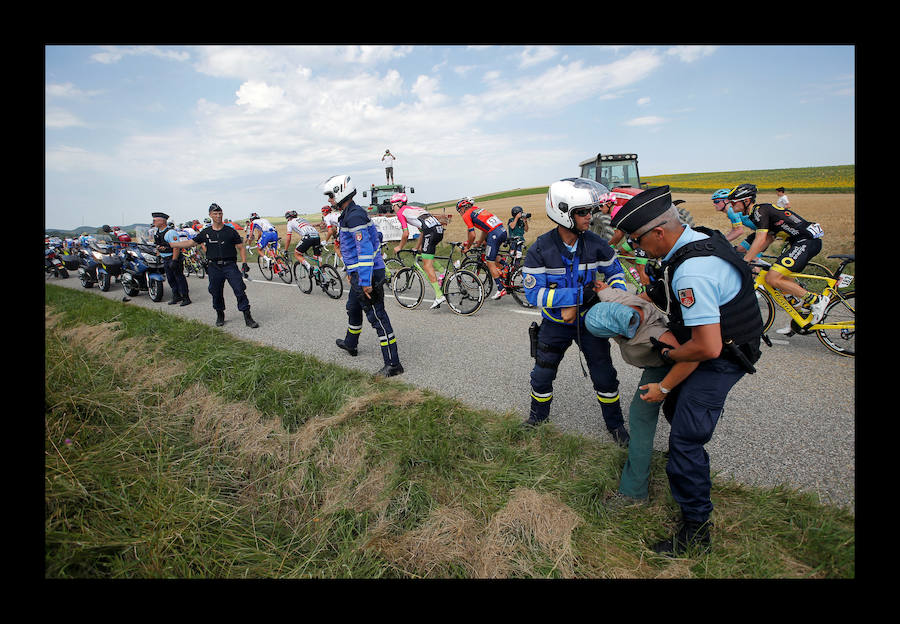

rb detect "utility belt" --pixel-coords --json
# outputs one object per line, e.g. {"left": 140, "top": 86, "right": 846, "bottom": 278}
{"left": 208, "top": 259, "right": 237, "bottom": 266}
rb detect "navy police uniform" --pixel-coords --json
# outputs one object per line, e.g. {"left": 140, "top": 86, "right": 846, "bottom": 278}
{"left": 152, "top": 213, "right": 190, "bottom": 304}
{"left": 193, "top": 221, "right": 252, "bottom": 314}
{"left": 612, "top": 185, "right": 763, "bottom": 550}
{"left": 337, "top": 201, "right": 401, "bottom": 370}
{"left": 522, "top": 227, "right": 629, "bottom": 434}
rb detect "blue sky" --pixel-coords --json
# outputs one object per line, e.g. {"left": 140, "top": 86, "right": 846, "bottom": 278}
{"left": 45, "top": 45, "right": 854, "bottom": 230}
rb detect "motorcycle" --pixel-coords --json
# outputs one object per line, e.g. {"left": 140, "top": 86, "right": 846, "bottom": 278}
{"left": 57, "top": 246, "right": 82, "bottom": 274}
{"left": 95, "top": 243, "right": 125, "bottom": 292}
{"left": 44, "top": 246, "right": 68, "bottom": 278}
{"left": 120, "top": 243, "right": 166, "bottom": 302}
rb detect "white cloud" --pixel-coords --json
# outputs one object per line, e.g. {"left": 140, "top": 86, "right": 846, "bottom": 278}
{"left": 637, "top": 96, "right": 651, "bottom": 106}
{"left": 236, "top": 81, "right": 287, "bottom": 111}
{"left": 45, "top": 109, "right": 87, "bottom": 129}
{"left": 624, "top": 115, "right": 666, "bottom": 127}
{"left": 90, "top": 46, "right": 190, "bottom": 64}
{"left": 665, "top": 46, "right": 718, "bottom": 63}
{"left": 46, "top": 82, "right": 102, "bottom": 99}
{"left": 519, "top": 46, "right": 558, "bottom": 68}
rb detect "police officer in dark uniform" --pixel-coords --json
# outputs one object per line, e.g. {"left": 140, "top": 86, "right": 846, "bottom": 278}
{"left": 324, "top": 174, "right": 403, "bottom": 377}
{"left": 152, "top": 212, "right": 191, "bottom": 306}
{"left": 168, "top": 203, "right": 259, "bottom": 328}
{"left": 521, "top": 178, "right": 631, "bottom": 447}
{"left": 610, "top": 185, "right": 764, "bottom": 555}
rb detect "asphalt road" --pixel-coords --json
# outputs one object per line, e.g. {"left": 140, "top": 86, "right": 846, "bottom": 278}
{"left": 47, "top": 267, "right": 856, "bottom": 511}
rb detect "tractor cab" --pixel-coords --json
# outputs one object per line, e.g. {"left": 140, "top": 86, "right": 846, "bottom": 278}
{"left": 362, "top": 184, "right": 415, "bottom": 214}
{"left": 578, "top": 153, "right": 644, "bottom": 190}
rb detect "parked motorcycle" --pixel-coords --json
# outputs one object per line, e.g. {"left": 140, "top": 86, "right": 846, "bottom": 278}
{"left": 96, "top": 244, "right": 125, "bottom": 292}
{"left": 44, "top": 246, "right": 68, "bottom": 279}
{"left": 120, "top": 243, "right": 166, "bottom": 302}
{"left": 57, "top": 246, "right": 82, "bottom": 274}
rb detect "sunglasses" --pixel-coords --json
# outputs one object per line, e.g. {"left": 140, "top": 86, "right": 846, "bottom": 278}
{"left": 571, "top": 207, "right": 594, "bottom": 217}
{"left": 628, "top": 220, "right": 669, "bottom": 246}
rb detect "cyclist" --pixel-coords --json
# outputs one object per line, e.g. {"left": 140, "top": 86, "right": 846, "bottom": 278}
{"left": 321, "top": 205, "right": 342, "bottom": 265}
{"left": 324, "top": 174, "right": 403, "bottom": 377}
{"left": 593, "top": 192, "right": 651, "bottom": 288}
{"left": 507, "top": 206, "right": 529, "bottom": 260}
{"left": 457, "top": 197, "right": 509, "bottom": 299}
{"left": 392, "top": 192, "right": 447, "bottom": 309}
{"left": 711, "top": 188, "right": 758, "bottom": 256}
{"left": 284, "top": 210, "right": 322, "bottom": 273}
{"left": 247, "top": 212, "right": 279, "bottom": 259}
{"left": 521, "top": 177, "right": 630, "bottom": 447}
{"left": 728, "top": 183, "right": 829, "bottom": 323}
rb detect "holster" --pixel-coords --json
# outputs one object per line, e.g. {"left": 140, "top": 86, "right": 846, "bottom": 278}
{"left": 528, "top": 322, "right": 539, "bottom": 358}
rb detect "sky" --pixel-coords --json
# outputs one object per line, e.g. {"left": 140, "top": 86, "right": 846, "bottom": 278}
{"left": 45, "top": 44, "right": 854, "bottom": 230}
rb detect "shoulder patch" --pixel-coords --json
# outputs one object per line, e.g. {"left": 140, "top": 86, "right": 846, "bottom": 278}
{"left": 355, "top": 232, "right": 363, "bottom": 241}
{"left": 678, "top": 288, "right": 695, "bottom": 308}
{"left": 523, "top": 273, "right": 537, "bottom": 289}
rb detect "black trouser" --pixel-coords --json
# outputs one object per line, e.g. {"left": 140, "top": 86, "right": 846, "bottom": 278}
{"left": 163, "top": 256, "right": 189, "bottom": 299}
{"left": 342, "top": 269, "right": 399, "bottom": 367}
{"left": 206, "top": 260, "right": 250, "bottom": 312}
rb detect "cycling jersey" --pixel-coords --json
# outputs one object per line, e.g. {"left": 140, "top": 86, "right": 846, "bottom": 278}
{"left": 286, "top": 217, "right": 318, "bottom": 239}
{"left": 726, "top": 205, "right": 756, "bottom": 231}
{"left": 747, "top": 203, "right": 823, "bottom": 242}
{"left": 250, "top": 218, "right": 276, "bottom": 233}
{"left": 323, "top": 212, "right": 340, "bottom": 238}
{"left": 462, "top": 206, "right": 503, "bottom": 233}
{"left": 396, "top": 205, "right": 442, "bottom": 231}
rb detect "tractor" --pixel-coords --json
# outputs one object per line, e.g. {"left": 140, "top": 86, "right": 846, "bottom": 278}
{"left": 361, "top": 183, "right": 415, "bottom": 215}
{"left": 577, "top": 152, "right": 694, "bottom": 239}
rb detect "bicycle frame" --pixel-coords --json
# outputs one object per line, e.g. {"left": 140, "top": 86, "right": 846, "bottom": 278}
{"left": 754, "top": 267, "right": 853, "bottom": 332}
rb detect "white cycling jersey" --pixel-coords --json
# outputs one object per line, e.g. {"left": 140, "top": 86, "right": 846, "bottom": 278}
{"left": 287, "top": 217, "right": 318, "bottom": 238}
{"left": 251, "top": 217, "right": 276, "bottom": 233}
{"left": 323, "top": 212, "right": 340, "bottom": 235}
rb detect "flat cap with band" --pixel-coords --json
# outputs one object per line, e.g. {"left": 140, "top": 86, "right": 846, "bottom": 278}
{"left": 609, "top": 185, "right": 672, "bottom": 235}
{"left": 152, "top": 212, "right": 169, "bottom": 220}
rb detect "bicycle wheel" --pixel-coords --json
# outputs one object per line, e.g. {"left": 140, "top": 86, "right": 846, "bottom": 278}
{"left": 815, "top": 291, "right": 855, "bottom": 357}
{"left": 319, "top": 265, "right": 344, "bottom": 299}
{"left": 275, "top": 255, "right": 293, "bottom": 284}
{"left": 444, "top": 269, "right": 485, "bottom": 315}
{"left": 508, "top": 267, "right": 534, "bottom": 309}
{"left": 384, "top": 257, "right": 404, "bottom": 287}
{"left": 391, "top": 267, "right": 425, "bottom": 309}
{"left": 293, "top": 261, "right": 313, "bottom": 293}
{"left": 257, "top": 254, "right": 273, "bottom": 280}
{"left": 460, "top": 259, "right": 494, "bottom": 297}
{"left": 756, "top": 287, "right": 776, "bottom": 335}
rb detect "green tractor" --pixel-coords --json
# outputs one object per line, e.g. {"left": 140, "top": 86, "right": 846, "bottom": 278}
{"left": 577, "top": 152, "right": 694, "bottom": 239}
{"left": 361, "top": 183, "right": 415, "bottom": 215}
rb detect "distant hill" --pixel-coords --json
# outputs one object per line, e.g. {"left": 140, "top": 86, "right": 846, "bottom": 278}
{"left": 46, "top": 224, "right": 152, "bottom": 237}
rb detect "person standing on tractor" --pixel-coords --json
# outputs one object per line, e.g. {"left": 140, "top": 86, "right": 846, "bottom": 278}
{"left": 382, "top": 149, "right": 396, "bottom": 185}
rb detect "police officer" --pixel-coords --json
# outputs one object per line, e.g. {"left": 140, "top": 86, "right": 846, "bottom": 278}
{"left": 152, "top": 212, "right": 191, "bottom": 306}
{"left": 168, "top": 203, "right": 259, "bottom": 328}
{"left": 610, "top": 185, "right": 763, "bottom": 555}
{"left": 325, "top": 174, "right": 403, "bottom": 377}
{"left": 521, "top": 178, "right": 631, "bottom": 447}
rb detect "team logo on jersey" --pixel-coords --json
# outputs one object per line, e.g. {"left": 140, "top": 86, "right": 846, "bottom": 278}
{"left": 523, "top": 273, "right": 537, "bottom": 289}
{"left": 678, "top": 288, "right": 695, "bottom": 308}
{"left": 356, "top": 232, "right": 363, "bottom": 241}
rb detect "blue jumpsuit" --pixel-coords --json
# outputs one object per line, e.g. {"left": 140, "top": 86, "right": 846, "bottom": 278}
{"left": 338, "top": 201, "right": 400, "bottom": 368}
{"left": 522, "top": 228, "right": 628, "bottom": 431}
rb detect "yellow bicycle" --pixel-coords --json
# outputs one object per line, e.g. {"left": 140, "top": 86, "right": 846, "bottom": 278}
{"left": 753, "top": 259, "right": 855, "bottom": 357}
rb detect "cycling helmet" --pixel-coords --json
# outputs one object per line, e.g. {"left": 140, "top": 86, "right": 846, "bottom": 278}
{"left": 727, "top": 183, "right": 757, "bottom": 203}
{"left": 249, "top": 212, "right": 260, "bottom": 221}
{"left": 203, "top": 217, "right": 212, "bottom": 224}
{"left": 390, "top": 192, "right": 408, "bottom": 205}
{"left": 102, "top": 224, "right": 112, "bottom": 233}
{"left": 456, "top": 197, "right": 475, "bottom": 213}
{"left": 285, "top": 210, "right": 298, "bottom": 220}
{"left": 546, "top": 177, "right": 610, "bottom": 230}
{"left": 711, "top": 188, "right": 731, "bottom": 201}
{"left": 322, "top": 174, "right": 356, "bottom": 206}
{"left": 321, "top": 205, "right": 332, "bottom": 216}
{"left": 511, "top": 205, "right": 523, "bottom": 216}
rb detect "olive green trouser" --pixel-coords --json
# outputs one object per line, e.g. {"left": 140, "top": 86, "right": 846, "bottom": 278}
{"left": 618, "top": 365, "right": 670, "bottom": 500}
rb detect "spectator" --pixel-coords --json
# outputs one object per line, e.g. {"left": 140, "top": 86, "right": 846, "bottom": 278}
{"left": 382, "top": 149, "right": 396, "bottom": 184}
{"left": 775, "top": 187, "right": 791, "bottom": 209}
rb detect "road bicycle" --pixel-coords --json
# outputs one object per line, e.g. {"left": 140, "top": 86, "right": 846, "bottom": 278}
{"left": 759, "top": 252, "right": 853, "bottom": 296}
{"left": 390, "top": 242, "right": 486, "bottom": 315}
{"left": 251, "top": 239, "right": 293, "bottom": 283}
{"left": 752, "top": 257, "right": 855, "bottom": 357}
{"left": 183, "top": 247, "right": 206, "bottom": 279}
{"left": 378, "top": 241, "right": 408, "bottom": 287}
{"left": 459, "top": 242, "right": 521, "bottom": 299}
{"left": 292, "top": 244, "right": 343, "bottom": 299}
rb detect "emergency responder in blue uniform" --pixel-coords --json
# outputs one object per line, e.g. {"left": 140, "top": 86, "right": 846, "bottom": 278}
{"left": 522, "top": 178, "right": 631, "bottom": 447}
{"left": 152, "top": 212, "right": 191, "bottom": 306}
{"left": 610, "top": 185, "right": 763, "bottom": 555}
{"left": 325, "top": 174, "right": 403, "bottom": 377}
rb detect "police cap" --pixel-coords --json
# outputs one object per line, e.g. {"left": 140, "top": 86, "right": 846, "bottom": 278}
{"left": 609, "top": 185, "right": 672, "bottom": 235}
{"left": 151, "top": 212, "right": 169, "bottom": 220}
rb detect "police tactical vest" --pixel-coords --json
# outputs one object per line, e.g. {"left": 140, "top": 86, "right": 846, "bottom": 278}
{"left": 154, "top": 226, "right": 173, "bottom": 253}
{"left": 647, "top": 226, "right": 763, "bottom": 351}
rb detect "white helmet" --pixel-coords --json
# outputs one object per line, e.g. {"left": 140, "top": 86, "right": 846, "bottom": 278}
{"left": 545, "top": 177, "right": 610, "bottom": 230}
{"left": 322, "top": 174, "right": 356, "bottom": 206}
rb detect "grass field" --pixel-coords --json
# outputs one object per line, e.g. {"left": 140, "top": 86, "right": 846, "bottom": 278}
{"left": 45, "top": 285, "right": 855, "bottom": 578}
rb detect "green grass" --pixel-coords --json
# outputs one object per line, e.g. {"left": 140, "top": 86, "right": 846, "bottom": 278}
{"left": 642, "top": 165, "right": 854, "bottom": 194}
{"left": 44, "top": 285, "right": 854, "bottom": 578}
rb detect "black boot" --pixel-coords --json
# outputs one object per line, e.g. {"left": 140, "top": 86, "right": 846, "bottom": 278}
{"left": 336, "top": 339, "right": 358, "bottom": 356}
{"left": 215, "top": 310, "right": 225, "bottom": 326}
{"left": 609, "top": 425, "right": 630, "bottom": 448}
{"left": 168, "top": 294, "right": 183, "bottom": 305}
{"left": 243, "top": 309, "right": 259, "bottom": 328}
{"left": 180, "top": 296, "right": 192, "bottom": 306}
{"left": 374, "top": 363, "right": 404, "bottom": 378}
{"left": 651, "top": 518, "right": 712, "bottom": 556}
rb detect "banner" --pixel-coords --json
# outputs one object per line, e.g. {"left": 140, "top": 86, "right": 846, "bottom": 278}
{"left": 370, "top": 216, "right": 419, "bottom": 242}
